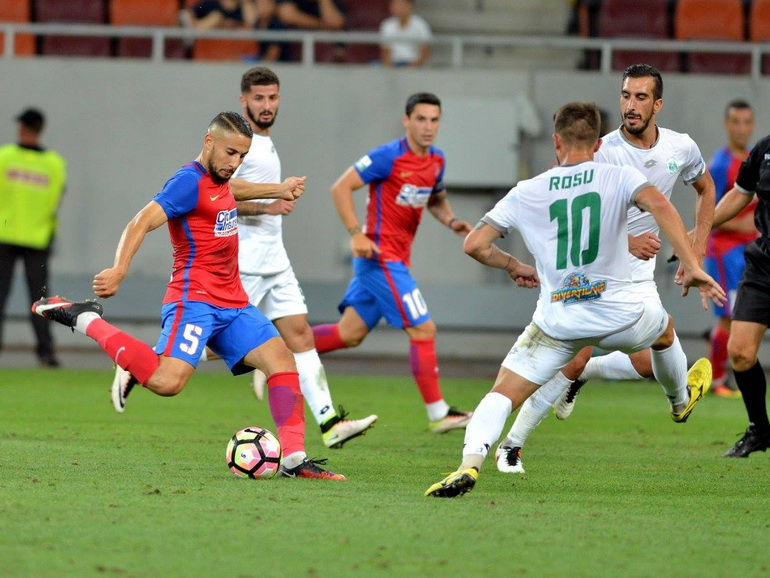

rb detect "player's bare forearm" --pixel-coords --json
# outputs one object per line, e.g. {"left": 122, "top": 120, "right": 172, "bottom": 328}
{"left": 690, "top": 173, "right": 715, "bottom": 259}
{"left": 231, "top": 177, "right": 305, "bottom": 201}
{"left": 713, "top": 187, "right": 753, "bottom": 229}
{"left": 236, "top": 199, "right": 295, "bottom": 216}
{"left": 330, "top": 167, "right": 365, "bottom": 233}
{"left": 428, "top": 193, "right": 471, "bottom": 236}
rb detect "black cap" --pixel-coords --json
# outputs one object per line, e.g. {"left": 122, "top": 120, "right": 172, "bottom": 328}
{"left": 16, "top": 108, "right": 45, "bottom": 132}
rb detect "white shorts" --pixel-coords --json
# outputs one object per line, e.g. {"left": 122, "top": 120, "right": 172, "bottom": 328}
{"left": 502, "top": 295, "right": 669, "bottom": 385}
{"left": 240, "top": 267, "right": 308, "bottom": 321}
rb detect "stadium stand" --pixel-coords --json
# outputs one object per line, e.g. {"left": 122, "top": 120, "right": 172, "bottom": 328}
{"left": 35, "top": 0, "right": 112, "bottom": 57}
{"left": 181, "top": 0, "right": 258, "bottom": 62}
{"left": 110, "top": 0, "right": 186, "bottom": 59}
{"left": 749, "top": 0, "right": 770, "bottom": 74}
{"left": 674, "top": 0, "right": 750, "bottom": 74}
{"left": 0, "top": 0, "right": 36, "bottom": 57}
{"left": 598, "top": 0, "right": 679, "bottom": 72}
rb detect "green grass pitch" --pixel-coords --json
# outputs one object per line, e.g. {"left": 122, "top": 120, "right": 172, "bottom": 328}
{"left": 1, "top": 366, "right": 768, "bottom": 577}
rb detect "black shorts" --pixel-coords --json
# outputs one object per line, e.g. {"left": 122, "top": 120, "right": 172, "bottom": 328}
{"left": 732, "top": 240, "right": 770, "bottom": 326}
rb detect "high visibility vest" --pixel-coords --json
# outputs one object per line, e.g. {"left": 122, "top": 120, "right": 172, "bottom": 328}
{"left": 0, "top": 143, "right": 66, "bottom": 249}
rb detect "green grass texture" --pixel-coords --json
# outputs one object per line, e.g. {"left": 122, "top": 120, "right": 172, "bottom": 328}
{"left": 1, "top": 367, "right": 767, "bottom": 577}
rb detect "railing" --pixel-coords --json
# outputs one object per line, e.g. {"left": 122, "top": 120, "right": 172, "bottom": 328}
{"left": 3, "top": 22, "right": 770, "bottom": 77}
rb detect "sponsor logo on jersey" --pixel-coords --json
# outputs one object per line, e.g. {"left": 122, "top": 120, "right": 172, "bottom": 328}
{"left": 665, "top": 156, "right": 678, "bottom": 174}
{"left": 644, "top": 160, "right": 657, "bottom": 169}
{"left": 354, "top": 155, "right": 372, "bottom": 172}
{"left": 214, "top": 208, "right": 238, "bottom": 237}
{"left": 396, "top": 183, "right": 431, "bottom": 208}
{"left": 551, "top": 272, "right": 607, "bottom": 305}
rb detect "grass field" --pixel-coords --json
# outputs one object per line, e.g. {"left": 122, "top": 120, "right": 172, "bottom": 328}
{"left": 1, "top": 366, "right": 768, "bottom": 577}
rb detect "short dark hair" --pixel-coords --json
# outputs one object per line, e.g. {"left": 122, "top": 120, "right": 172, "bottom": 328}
{"left": 553, "top": 101, "right": 601, "bottom": 146}
{"left": 725, "top": 99, "right": 752, "bottom": 118}
{"left": 622, "top": 64, "right": 663, "bottom": 101}
{"left": 241, "top": 66, "right": 280, "bottom": 93}
{"left": 208, "top": 112, "right": 253, "bottom": 139}
{"left": 16, "top": 108, "right": 45, "bottom": 133}
{"left": 405, "top": 92, "right": 441, "bottom": 117}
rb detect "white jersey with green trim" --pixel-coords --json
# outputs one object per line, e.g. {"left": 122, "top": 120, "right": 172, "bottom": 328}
{"left": 482, "top": 161, "right": 651, "bottom": 340}
{"left": 596, "top": 126, "right": 706, "bottom": 281}
{"left": 233, "top": 133, "right": 291, "bottom": 276}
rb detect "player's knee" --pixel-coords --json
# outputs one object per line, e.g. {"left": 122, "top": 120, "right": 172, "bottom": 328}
{"left": 150, "top": 375, "right": 187, "bottom": 396}
{"left": 728, "top": 343, "right": 757, "bottom": 372}
{"left": 342, "top": 331, "right": 367, "bottom": 348}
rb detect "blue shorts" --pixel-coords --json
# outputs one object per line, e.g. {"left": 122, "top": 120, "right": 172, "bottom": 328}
{"left": 155, "top": 301, "right": 280, "bottom": 375}
{"left": 338, "top": 257, "right": 431, "bottom": 329}
{"left": 704, "top": 244, "right": 747, "bottom": 318}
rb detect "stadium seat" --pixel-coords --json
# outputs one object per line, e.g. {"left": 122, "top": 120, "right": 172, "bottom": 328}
{"left": 674, "top": 0, "right": 749, "bottom": 75}
{"left": 598, "top": 0, "right": 679, "bottom": 72}
{"left": 749, "top": 0, "right": 770, "bottom": 74}
{"left": 35, "top": 0, "right": 111, "bottom": 57}
{"left": 0, "top": 0, "right": 35, "bottom": 57}
{"left": 110, "top": 0, "right": 186, "bottom": 59}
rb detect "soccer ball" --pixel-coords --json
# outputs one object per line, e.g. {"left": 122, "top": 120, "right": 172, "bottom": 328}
{"left": 226, "top": 426, "right": 282, "bottom": 479}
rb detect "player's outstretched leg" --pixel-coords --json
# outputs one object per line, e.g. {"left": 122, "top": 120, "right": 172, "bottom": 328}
{"left": 671, "top": 358, "right": 712, "bottom": 423}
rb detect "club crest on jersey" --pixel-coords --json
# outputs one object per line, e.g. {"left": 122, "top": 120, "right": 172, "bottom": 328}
{"left": 214, "top": 208, "right": 238, "bottom": 237}
{"left": 396, "top": 183, "right": 431, "bottom": 208}
{"left": 665, "top": 156, "right": 678, "bottom": 174}
{"left": 551, "top": 272, "right": 607, "bottom": 305}
{"left": 355, "top": 155, "right": 373, "bottom": 172}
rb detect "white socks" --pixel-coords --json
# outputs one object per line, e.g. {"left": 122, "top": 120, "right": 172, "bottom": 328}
{"left": 462, "top": 392, "right": 513, "bottom": 462}
{"left": 74, "top": 312, "right": 100, "bottom": 335}
{"left": 503, "top": 372, "right": 572, "bottom": 447}
{"left": 650, "top": 334, "right": 688, "bottom": 407}
{"left": 427, "top": 400, "right": 451, "bottom": 422}
{"left": 581, "top": 351, "right": 644, "bottom": 381}
{"left": 294, "top": 349, "right": 337, "bottom": 426}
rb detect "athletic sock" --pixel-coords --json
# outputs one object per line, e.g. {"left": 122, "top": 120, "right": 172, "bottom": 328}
{"left": 85, "top": 318, "right": 159, "bottom": 385}
{"left": 581, "top": 351, "right": 644, "bottom": 381}
{"left": 709, "top": 325, "right": 730, "bottom": 386}
{"left": 267, "top": 371, "right": 305, "bottom": 457}
{"left": 293, "top": 349, "right": 337, "bottom": 426}
{"left": 409, "top": 338, "right": 448, "bottom": 420}
{"left": 733, "top": 360, "right": 770, "bottom": 432}
{"left": 311, "top": 324, "right": 347, "bottom": 354}
{"left": 462, "top": 392, "right": 513, "bottom": 464}
{"left": 650, "top": 334, "right": 688, "bottom": 407}
{"left": 504, "top": 372, "right": 571, "bottom": 447}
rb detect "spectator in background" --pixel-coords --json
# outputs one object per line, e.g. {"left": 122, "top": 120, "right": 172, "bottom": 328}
{"left": 379, "top": 0, "right": 432, "bottom": 68}
{"left": 0, "top": 108, "right": 66, "bottom": 368}
{"left": 186, "top": 0, "right": 258, "bottom": 30}
{"left": 276, "top": 0, "right": 346, "bottom": 61}
{"left": 704, "top": 99, "right": 757, "bottom": 398}
{"left": 253, "top": 0, "right": 290, "bottom": 62}
{"left": 276, "top": 0, "right": 345, "bottom": 30}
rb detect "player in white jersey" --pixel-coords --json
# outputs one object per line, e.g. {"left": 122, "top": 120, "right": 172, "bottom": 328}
{"left": 231, "top": 67, "right": 377, "bottom": 449}
{"left": 425, "top": 101, "right": 723, "bottom": 498}
{"left": 495, "top": 64, "right": 717, "bottom": 475}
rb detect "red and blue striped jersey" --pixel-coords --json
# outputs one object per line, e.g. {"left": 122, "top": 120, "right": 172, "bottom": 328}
{"left": 353, "top": 136, "right": 446, "bottom": 266}
{"left": 152, "top": 161, "right": 249, "bottom": 308}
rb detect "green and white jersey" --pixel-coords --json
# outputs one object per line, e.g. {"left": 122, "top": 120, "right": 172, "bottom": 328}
{"left": 596, "top": 127, "right": 705, "bottom": 281}
{"left": 483, "top": 160, "right": 651, "bottom": 340}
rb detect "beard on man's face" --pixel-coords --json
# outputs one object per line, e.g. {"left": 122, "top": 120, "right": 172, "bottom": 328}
{"left": 247, "top": 106, "right": 277, "bottom": 130}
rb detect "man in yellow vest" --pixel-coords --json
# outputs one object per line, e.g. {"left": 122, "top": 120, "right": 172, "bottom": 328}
{"left": 0, "top": 108, "right": 67, "bottom": 367}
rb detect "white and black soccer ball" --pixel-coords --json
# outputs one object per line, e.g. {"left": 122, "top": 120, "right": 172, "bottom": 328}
{"left": 225, "top": 426, "right": 282, "bottom": 479}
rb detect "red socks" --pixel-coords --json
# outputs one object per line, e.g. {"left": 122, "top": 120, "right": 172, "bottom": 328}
{"left": 312, "top": 323, "right": 347, "bottom": 354}
{"left": 709, "top": 325, "right": 730, "bottom": 386}
{"left": 85, "top": 318, "right": 159, "bottom": 384}
{"left": 267, "top": 371, "right": 305, "bottom": 457}
{"left": 410, "top": 338, "right": 443, "bottom": 404}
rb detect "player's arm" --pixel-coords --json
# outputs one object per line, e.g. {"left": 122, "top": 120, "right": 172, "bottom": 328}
{"left": 427, "top": 190, "right": 472, "bottom": 236}
{"left": 330, "top": 166, "right": 380, "bottom": 258}
{"left": 463, "top": 222, "right": 539, "bottom": 288}
{"left": 712, "top": 186, "right": 754, "bottom": 229}
{"left": 689, "top": 171, "right": 716, "bottom": 261}
{"left": 93, "top": 201, "right": 168, "bottom": 299}
{"left": 230, "top": 176, "right": 305, "bottom": 201}
{"left": 635, "top": 186, "right": 725, "bottom": 308}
